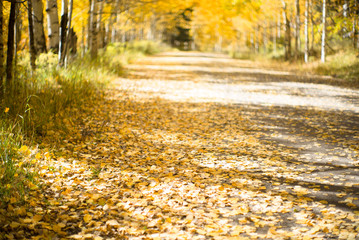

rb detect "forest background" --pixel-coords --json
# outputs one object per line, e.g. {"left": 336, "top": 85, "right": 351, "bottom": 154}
{"left": 1, "top": 0, "right": 359, "bottom": 206}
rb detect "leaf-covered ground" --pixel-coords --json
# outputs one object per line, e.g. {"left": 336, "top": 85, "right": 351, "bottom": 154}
{"left": 1, "top": 52, "right": 359, "bottom": 239}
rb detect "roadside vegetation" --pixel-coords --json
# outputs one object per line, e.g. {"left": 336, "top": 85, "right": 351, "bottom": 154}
{"left": 231, "top": 48, "right": 359, "bottom": 89}
{"left": 0, "top": 40, "right": 164, "bottom": 205}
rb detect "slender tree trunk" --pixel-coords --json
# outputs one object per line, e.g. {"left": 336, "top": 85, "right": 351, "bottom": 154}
{"left": 304, "top": 0, "right": 309, "bottom": 63}
{"left": 255, "top": 25, "right": 259, "bottom": 53}
{"left": 97, "top": 0, "right": 104, "bottom": 49}
{"left": 14, "top": 3, "right": 21, "bottom": 66}
{"left": 282, "top": 0, "right": 291, "bottom": 60}
{"left": 58, "top": 0, "right": 68, "bottom": 63}
{"left": 0, "top": 0, "right": 4, "bottom": 93}
{"left": 273, "top": 23, "right": 277, "bottom": 53}
{"left": 62, "top": 0, "right": 73, "bottom": 67}
{"left": 32, "top": 0, "right": 47, "bottom": 54}
{"left": 46, "top": 0, "right": 60, "bottom": 52}
{"left": 353, "top": 1, "right": 358, "bottom": 49}
{"left": 263, "top": 23, "right": 267, "bottom": 52}
{"left": 82, "top": 23, "right": 85, "bottom": 56}
{"left": 87, "top": 0, "right": 92, "bottom": 51}
{"left": 111, "top": 0, "right": 120, "bottom": 43}
{"left": 277, "top": 13, "right": 281, "bottom": 38}
{"left": 344, "top": 0, "right": 349, "bottom": 18}
{"left": 321, "top": 0, "right": 326, "bottom": 63}
{"left": 295, "top": 0, "right": 300, "bottom": 57}
{"left": 89, "top": 0, "right": 98, "bottom": 58}
{"left": 5, "top": 1, "right": 17, "bottom": 89}
{"left": 310, "top": 0, "right": 314, "bottom": 51}
{"left": 28, "top": 0, "right": 37, "bottom": 72}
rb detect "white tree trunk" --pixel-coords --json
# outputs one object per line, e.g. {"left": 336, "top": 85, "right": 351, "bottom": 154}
{"left": 63, "top": 0, "right": 73, "bottom": 67}
{"left": 321, "top": 0, "right": 326, "bottom": 63}
{"left": 305, "top": 0, "right": 309, "bottom": 63}
{"left": 32, "top": 0, "right": 47, "bottom": 54}
{"left": 111, "top": 0, "right": 120, "bottom": 43}
{"left": 97, "top": 0, "right": 104, "bottom": 48}
{"left": 58, "top": 0, "right": 68, "bottom": 62}
{"left": 46, "top": 0, "right": 59, "bottom": 52}
{"left": 295, "top": 0, "right": 300, "bottom": 55}
{"left": 344, "top": 0, "right": 349, "bottom": 18}
{"left": 273, "top": 23, "right": 277, "bottom": 53}
{"left": 277, "top": 13, "right": 281, "bottom": 38}
{"left": 310, "top": 0, "right": 314, "bottom": 50}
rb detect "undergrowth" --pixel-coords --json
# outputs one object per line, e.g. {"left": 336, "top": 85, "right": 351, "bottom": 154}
{"left": 231, "top": 48, "right": 359, "bottom": 89}
{"left": 0, "top": 40, "right": 164, "bottom": 204}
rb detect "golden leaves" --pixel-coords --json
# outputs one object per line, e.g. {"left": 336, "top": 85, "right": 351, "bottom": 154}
{"left": 4, "top": 56, "right": 359, "bottom": 240}
{"left": 83, "top": 214, "right": 92, "bottom": 223}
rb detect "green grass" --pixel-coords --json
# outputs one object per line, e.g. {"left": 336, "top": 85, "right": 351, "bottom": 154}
{"left": 0, "top": 40, "right": 164, "bottom": 205}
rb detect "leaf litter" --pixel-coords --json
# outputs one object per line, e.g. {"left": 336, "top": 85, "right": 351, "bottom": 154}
{"left": 1, "top": 52, "right": 359, "bottom": 239}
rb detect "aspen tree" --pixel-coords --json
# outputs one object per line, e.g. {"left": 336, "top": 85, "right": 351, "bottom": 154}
{"left": 59, "top": 0, "right": 68, "bottom": 63}
{"left": 27, "top": 0, "right": 37, "bottom": 72}
{"left": 46, "top": 0, "right": 60, "bottom": 52}
{"left": 32, "top": 0, "right": 47, "bottom": 54}
{"left": 295, "top": 0, "right": 300, "bottom": 57}
{"left": 321, "top": 0, "right": 326, "bottom": 63}
{"left": 304, "top": 0, "right": 309, "bottom": 63}
{"left": 5, "top": 1, "right": 17, "bottom": 87}
{"left": 89, "top": 0, "right": 99, "bottom": 58}
{"left": 0, "top": 0, "right": 4, "bottom": 93}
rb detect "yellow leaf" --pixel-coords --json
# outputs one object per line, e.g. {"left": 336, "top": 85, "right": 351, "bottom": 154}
{"left": 53, "top": 225, "right": 62, "bottom": 233}
{"left": 33, "top": 215, "right": 43, "bottom": 223}
{"left": 35, "top": 153, "right": 42, "bottom": 160}
{"left": 106, "top": 219, "right": 120, "bottom": 228}
{"left": 10, "top": 222, "right": 20, "bottom": 228}
{"left": 19, "top": 145, "right": 30, "bottom": 155}
{"left": 83, "top": 214, "right": 92, "bottom": 223}
{"left": 10, "top": 197, "right": 17, "bottom": 204}
{"left": 5, "top": 107, "right": 9, "bottom": 113}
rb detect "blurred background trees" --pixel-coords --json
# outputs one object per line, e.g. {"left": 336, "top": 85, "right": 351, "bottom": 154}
{"left": 1, "top": 0, "right": 359, "bottom": 94}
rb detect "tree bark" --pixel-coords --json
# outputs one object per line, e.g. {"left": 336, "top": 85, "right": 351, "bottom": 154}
{"left": 32, "top": 0, "right": 47, "bottom": 54}
{"left": 61, "top": 0, "right": 73, "bottom": 67}
{"left": 28, "top": 0, "right": 37, "bottom": 72}
{"left": 321, "top": 0, "right": 326, "bottom": 63}
{"left": 46, "top": 0, "right": 60, "bottom": 52}
{"left": 58, "top": 0, "right": 68, "bottom": 63}
{"left": 97, "top": 0, "right": 104, "bottom": 49}
{"left": 310, "top": 0, "right": 314, "bottom": 51}
{"left": 295, "top": 0, "right": 300, "bottom": 57}
{"left": 111, "top": 0, "right": 120, "bottom": 43}
{"left": 14, "top": 3, "right": 21, "bottom": 66}
{"left": 277, "top": 13, "right": 281, "bottom": 38}
{"left": 304, "top": 0, "right": 309, "bottom": 63}
{"left": 0, "top": 0, "right": 4, "bottom": 93}
{"left": 5, "top": 1, "right": 17, "bottom": 89}
{"left": 273, "top": 23, "right": 277, "bottom": 53}
{"left": 282, "top": 0, "right": 291, "bottom": 60}
{"left": 353, "top": 1, "right": 358, "bottom": 49}
{"left": 87, "top": 0, "right": 92, "bottom": 51}
{"left": 89, "top": 0, "right": 98, "bottom": 58}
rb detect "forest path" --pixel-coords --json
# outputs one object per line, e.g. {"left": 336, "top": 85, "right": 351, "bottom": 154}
{"left": 120, "top": 51, "right": 359, "bottom": 209}
{"left": 2, "top": 51, "right": 359, "bottom": 239}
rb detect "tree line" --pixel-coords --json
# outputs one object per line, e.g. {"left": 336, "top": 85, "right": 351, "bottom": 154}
{"left": 1, "top": 0, "right": 359, "bottom": 96}
{"left": 0, "top": 0, "right": 192, "bottom": 95}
